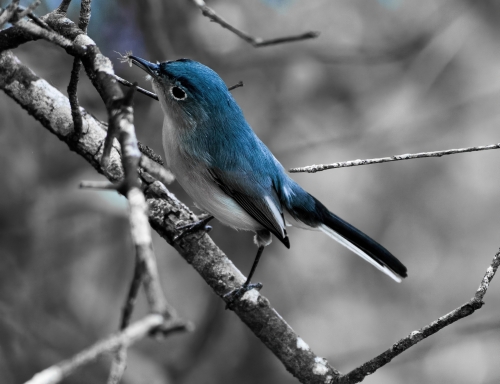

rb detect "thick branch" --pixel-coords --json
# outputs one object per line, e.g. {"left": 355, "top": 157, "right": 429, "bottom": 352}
{"left": 3, "top": 12, "right": 499, "bottom": 383}
{"left": 0, "top": 50, "right": 340, "bottom": 384}
{"left": 290, "top": 143, "right": 500, "bottom": 173}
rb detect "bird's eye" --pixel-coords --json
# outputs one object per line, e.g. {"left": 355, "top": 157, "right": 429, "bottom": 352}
{"left": 170, "top": 86, "right": 187, "bottom": 100}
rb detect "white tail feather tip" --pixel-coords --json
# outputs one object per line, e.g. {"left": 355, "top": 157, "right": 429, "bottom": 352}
{"left": 319, "top": 225, "right": 402, "bottom": 283}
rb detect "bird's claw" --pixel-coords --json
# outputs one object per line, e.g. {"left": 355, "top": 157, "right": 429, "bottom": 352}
{"left": 174, "top": 215, "right": 214, "bottom": 241}
{"left": 223, "top": 282, "right": 263, "bottom": 310}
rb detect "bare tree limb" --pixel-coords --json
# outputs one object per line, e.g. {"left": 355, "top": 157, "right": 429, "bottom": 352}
{"left": 0, "top": 49, "right": 341, "bottom": 384}
{"left": 289, "top": 143, "right": 500, "bottom": 173}
{"left": 78, "top": 0, "right": 91, "bottom": 32}
{"left": 140, "top": 155, "right": 175, "bottom": 186}
{"left": 0, "top": 0, "right": 47, "bottom": 36}
{"left": 137, "top": 142, "right": 164, "bottom": 165}
{"left": 227, "top": 80, "right": 243, "bottom": 91}
{"left": 56, "top": 0, "right": 71, "bottom": 15}
{"left": 0, "top": 0, "right": 20, "bottom": 28}
{"left": 14, "top": 18, "right": 79, "bottom": 51}
{"left": 13, "top": 0, "right": 42, "bottom": 22}
{"left": 79, "top": 180, "right": 117, "bottom": 190}
{"left": 190, "top": 0, "right": 319, "bottom": 47}
{"left": 108, "top": 250, "right": 144, "bottom": 384}
{"left": 67, "top": 0, "right": 92, "bottom": 139}
{"left": 114, "top": 73, "right": 243, "bottom": 100}
{"left": 120, "top": 258, "right": 146, "bottom": 330}
{"left": 114, "top": 74, "right": 159, "bottom": 101}
{"left": 2, "top": 7, "right": 186, "bottom": 381}
{"left": 2, "top": 10, "right": 500, "bottom": 383}
{"left": 339, "top": 250, "right": 500, "bottom": 383}
{"left": 107, "top": 257, "right": 144, "bottom": 384}
{"left": 107, "top": 347, "right": 127, "bottom": 384}
{"left": 24, "top": 314, "right": 185, "bottom": 384}
{"left": 101, "top": 79, "right": 174, "bottom": 382}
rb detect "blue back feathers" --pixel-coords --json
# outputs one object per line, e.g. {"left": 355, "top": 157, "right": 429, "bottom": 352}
{"left": 160, "top": 59, "right": 304, "bottom": 196}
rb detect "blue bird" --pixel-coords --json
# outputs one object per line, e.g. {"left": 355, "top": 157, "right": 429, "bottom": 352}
{"left": 129, "top": 56, "right": 407, "bottom": 301}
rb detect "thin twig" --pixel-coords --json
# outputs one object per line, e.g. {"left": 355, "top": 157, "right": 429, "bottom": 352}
{"left": 190, "top": 0, "right": 319, "bottom": 47}
{"left": 23, "top": 314, "right": 185, "bottom": 384}
{"left": 79, "top": 180, "right": 117, "bottom": 190}
{"left": 107, "top": 258, "right": 145, "bottom": 384}
{"left": 78, "top": 0, "right": 91, "bottom": 32}
{"left": 120, "top": 259, "right": 146, "bottom": 330}
{"left": 0, "top": 0, "right": 20, "bottom": 28}
{"left": 138, "top": 141, "right": 163, "bottom": 165}
{"left": 13, "top": 0, "right": 42, "bottom": 22}
{"left": 114, "top": 74, "right": 158, "bottom": 100}
{"left": 107, "top": 348, "right": 127, "bottom": 384}
{"left": 67, "top": 0, "right": 91, "bottom": 139}
{"left": 56, "top": 0, "right": 72, "bottom": 15}
{"left": 227, "top": 80, "right": 243, "bottom": 91}
{"left": 26, "top": 12, "right": 52, "bottom": 30}
{"left": 340, "top": 250, "right": 500, "bottom": 384}
{"left": 289, "top": 143, "right": 500, "bottom": 173}
{"left": 67, "top": 59, "right": 84, "bottom": 137}
{"left": 140, "top": 155, "right": 175, "bottom": 186}
{"left": 114, "top": 73, "right": 243, "bottom": 100}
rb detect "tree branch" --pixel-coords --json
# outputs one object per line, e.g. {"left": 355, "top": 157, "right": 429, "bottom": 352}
{"left": 24, "top": 314, "right": 186, "bottom": 384}
{"left": 140, "top": 155, "right": 175, "bottom": 186}
{"left": 66, "top": 0, "right": 92, "bottom": 139}
{"left": 2, "top": 9, "right": 499, "bottom": 383}
{"left": 0, "top": 0, "right": 20, "bottom": 28}
{"left": 114, "top": 73, "right": 243, "bottom": 100}
{"left": 289, "top": 143, "right": 500, "bottom": 173}
{"left": 339, "top": 250, "right": 500, "bottom": 383}
{"left": 3, "top": 7, "right": 187, "bottom": 382}
{"left": 107, "top": 257, "right": 144, "bottom": 384}
{"left": 113, "top": 74, "right": 159, "bottom": 101}
{"left": 190, "top": 0, "right": 319, "bottom": 47}
{"left": 78, "top": 0, "right": 91, "bottom": 32}
{"left": 96, "top": 65, "right": 175, "bottom": 382}
{"left": 0, "top": 49, "right": 340, "bottom": 384}
{"left": 13, "top": 0, "right": 42, "bottom": 23}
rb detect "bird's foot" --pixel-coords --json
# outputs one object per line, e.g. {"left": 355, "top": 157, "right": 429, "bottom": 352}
{"left": 223, "top": 282, "right": 263, "bottom": 310}
{"left": 174, "top": 215, "right": 214, "bottom": 241}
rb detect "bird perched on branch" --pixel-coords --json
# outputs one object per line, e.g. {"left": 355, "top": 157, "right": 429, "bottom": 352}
{"left": 129, "top": 55, "right": 407, "bottom": 304}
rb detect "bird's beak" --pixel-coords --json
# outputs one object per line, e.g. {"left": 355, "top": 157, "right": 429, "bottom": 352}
{"left": 128, "top": 55, "right": 159, "bottom": 77}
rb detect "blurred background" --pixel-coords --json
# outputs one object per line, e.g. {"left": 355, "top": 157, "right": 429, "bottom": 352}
{"left": 1, "top": 0, "right": 500, "bottom": 383}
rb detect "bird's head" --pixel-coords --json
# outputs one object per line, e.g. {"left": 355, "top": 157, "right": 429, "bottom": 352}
{"left": 129, "top": 56, "right": 237, "bottom": 126}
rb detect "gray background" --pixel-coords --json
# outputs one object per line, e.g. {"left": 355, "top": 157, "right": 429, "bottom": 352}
{"left": 1, "top": 0, "right": 499, "bottom": 383}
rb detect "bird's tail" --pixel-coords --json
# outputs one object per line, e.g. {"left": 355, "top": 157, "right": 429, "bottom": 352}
{"left": 282, "top": 182, "right": 407, "bottom": 282}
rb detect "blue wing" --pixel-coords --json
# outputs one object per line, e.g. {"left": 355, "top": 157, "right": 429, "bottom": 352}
{"left": 207, "top": 167, "right": 290, "bottom": 248}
